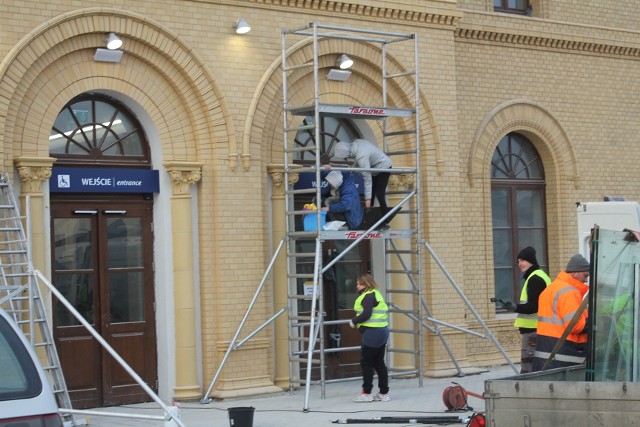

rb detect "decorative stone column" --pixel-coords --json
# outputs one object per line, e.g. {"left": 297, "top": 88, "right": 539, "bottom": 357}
{"left": 387, "top": 174, "right": 416, "bottom": 373}
{"left": 164, "top": 161, "right": 203, "bottom": 400}
{"left": 267, "top": 165, "right": 298, "bottom": 389}
{"left": 14, "top": 157, "right": 56, "bottom": 315}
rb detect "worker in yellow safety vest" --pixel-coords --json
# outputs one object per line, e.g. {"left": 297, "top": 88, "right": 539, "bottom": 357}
{"left": 350, "top": 273, "right": 390, "bottom": 403}
{"left": 502, "top": 246, "right": 551, "bottom": 373}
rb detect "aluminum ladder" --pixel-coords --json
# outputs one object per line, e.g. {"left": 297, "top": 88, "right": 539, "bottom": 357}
{"left": 0, "top": 173, "right": 74, "bottom": 423}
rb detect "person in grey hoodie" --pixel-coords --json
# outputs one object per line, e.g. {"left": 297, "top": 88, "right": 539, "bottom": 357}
{"left": 333, "top": 139, "right": 393, "bottom": 229}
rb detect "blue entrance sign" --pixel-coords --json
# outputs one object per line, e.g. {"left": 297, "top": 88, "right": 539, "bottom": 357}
{"left": 51, "top": 167, "right": 160, "bottom": 193}
{"left": 293, "top": 172, "right": 364, "bottom": 194}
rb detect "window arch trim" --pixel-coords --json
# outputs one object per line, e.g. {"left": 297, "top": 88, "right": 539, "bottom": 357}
{"left": 467, "top": 99, "right": 577, "bottom": 189}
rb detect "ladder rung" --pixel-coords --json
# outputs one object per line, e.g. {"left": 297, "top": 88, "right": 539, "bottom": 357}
{"left": 286, "top": 188, "right": 318, "bottom": 196}
{"left": 385, "top": 69, "right": 416, "bottom": 79}
{"left": 285, "top": 124, "right": 316, "bottom": 133}
{"left": 287, "top": 273, "right": 315, "bottom": 279}
{"left": 16, "top": 317, "right": 47, "bottom": 324}
{"left": 387, "top": 150, "right": 417, "bottom": 156}
{"left": 384, "top": 129, "right": 416, "bottom": 137}
{"left": 291, "top": 315, "right": 317, "bottom": 322}
{"left": 285, "top": 166, "right": 317, "bottom": 174}
{"left": 285, "top": 145, "right": 317, "bottom": 153}
{"left": 288, "top": 209, "right": 320, "bottom": 216}
{"left": 0, "top": 250, "right": 28, "bottom": 255}
{"left": 288, "top": 337, "right": 311, "bottom": 343}
{"left": 387, "top": 250, "right": 416, "bottom": 255}
{"left": 288, "top": 231, "right": 321, "bottom": 238}
{"left": 0, "top": 238, "right": 27, "bottom": 244}
{"left": 290, "top": 357, "right": 321, "bottom": 365}
{"left": 287, "top": 251, "right": 316, "bottom": 258}
{"left": 386, "top": 269, "right": 419, "bottom": 275}
{"left": 4, "top": 272, "right": 30, "bottom": 279}
{"left": 288, "top": 294, "right": 316, "bottom": 301}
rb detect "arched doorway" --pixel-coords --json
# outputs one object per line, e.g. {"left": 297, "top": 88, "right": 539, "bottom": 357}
{"left": 49, "top": 94, "right": 157, "bottom": 408}
{"left": 293, "top": 116, "right": 372, "bottom": 379}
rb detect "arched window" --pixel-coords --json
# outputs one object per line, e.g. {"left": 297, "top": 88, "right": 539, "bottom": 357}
{"left": 49, "top": 94, "right": 150, "bottom": 167}
{"left": 491, "top": 132, "right": 547, "bottom": 308}
{"left": 293, "top": 116, "right": 360, "bottom": 163}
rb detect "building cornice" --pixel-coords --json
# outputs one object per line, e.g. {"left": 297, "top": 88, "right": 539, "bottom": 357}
{"left": 457, "top": 10, "right": 640, "bottom": 58}
{"left": 187, "top": 0, "right": 462, "bottom": 27}
{"left": 456, "top": 27, "right": 640, "bottom": 57}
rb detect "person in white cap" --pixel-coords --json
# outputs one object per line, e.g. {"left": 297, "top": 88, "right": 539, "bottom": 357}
{"left": 321, "top": 170, "right": 363, "bottom": 230}
{"left": 332, "top": 139, "right": 393, "bottom": 230}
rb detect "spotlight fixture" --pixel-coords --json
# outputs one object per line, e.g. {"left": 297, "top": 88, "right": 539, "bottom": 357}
{"left": 235, "top": 18, "right": 251, "bottom": 34}
{"left": 336, "top": 54, "right": 353, "bottom": 70}
{"left": 105, "top": 32, "right": 123, "bottom": 50}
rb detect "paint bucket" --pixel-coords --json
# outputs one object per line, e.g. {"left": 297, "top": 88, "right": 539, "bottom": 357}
{"left": 227, "top": 406, "right": 255, "bottom": 427}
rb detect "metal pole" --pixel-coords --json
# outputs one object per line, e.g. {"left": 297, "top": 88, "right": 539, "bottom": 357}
{"left": 34, "top": 271, "right": 187, "bottom": 427}
{"left": 201, "top": 239, "right": 286, "bottom": 402}
{"left": 422, "top": 241, "right": 519, "bottom": 374}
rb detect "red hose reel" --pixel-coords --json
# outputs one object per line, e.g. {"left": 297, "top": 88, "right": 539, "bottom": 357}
{"left": 441, "top": 382, "right": 484, "bottom": 411}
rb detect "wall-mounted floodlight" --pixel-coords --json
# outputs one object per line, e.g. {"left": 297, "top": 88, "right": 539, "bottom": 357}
{"left": 336, "top": 54, "right": 353, "bottom": 70}
{"left": 235, "top": 18, "right": 251, "bottom": 34}
{"left": 106, "top": 32, "right": 123, "bottom": 50}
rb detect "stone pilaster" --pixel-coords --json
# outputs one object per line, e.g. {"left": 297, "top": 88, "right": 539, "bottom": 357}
{"left": 164, "top": 161, "right": 203, "bottom": 400}
{"left": 267, "top": 165, "right": 299, "bottom": 389}
{"left": 14, "top": 157, "right": 56, "bottom": 275}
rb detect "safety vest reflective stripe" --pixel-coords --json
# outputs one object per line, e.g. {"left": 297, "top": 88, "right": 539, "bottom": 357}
{"left": 539, "top": 286, "right": 579, "bottom": 326}
{"left": 533, "top": 350, "right": 585, "bottom": 364}
{"left": 354, "top": 289, "right": 388, "bottom": 328}
{"left": 514, "top": 269, "right": 550, "bottom": 329}
{"left": 536, "top": 273, "right": 588, "bottom": 344}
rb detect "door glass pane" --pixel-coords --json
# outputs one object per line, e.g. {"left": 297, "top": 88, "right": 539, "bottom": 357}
{"left": 54, "top": 274, "right": 94, "bottom": 326}
{"left": 53, "top": 218, "right": 92, "bottom": 270}
{"left": 107, "top": 218, "right": 142, "bottom": 268}
{"left": 109, "top": 271, "right": 144, "bottom": 323}
{"left": 53, "top": 217, "right": 94, "bottom": 326}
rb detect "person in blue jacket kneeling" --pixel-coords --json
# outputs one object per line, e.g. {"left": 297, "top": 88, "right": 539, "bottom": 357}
{"left": 321, "top": 170, "right": 363, "bottom": 230}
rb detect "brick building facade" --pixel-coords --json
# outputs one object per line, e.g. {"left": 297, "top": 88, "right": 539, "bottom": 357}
{"left": 1, "top": 0, "right": 637, "bottom": 406}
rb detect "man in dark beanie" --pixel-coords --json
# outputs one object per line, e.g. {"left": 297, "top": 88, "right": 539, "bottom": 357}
{"left": 532, "top": 253, "right": 590, "bottom": 372}
{"left": 503, "top": 246, "right": 551, "bottom": 373}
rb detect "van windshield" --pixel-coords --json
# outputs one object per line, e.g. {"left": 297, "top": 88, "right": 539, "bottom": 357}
{"left": 0, "top": 315, "right": 42, "bottom": 401}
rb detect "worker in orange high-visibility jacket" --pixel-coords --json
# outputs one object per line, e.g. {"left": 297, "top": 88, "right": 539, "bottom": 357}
{"left": 532, "top": 253, "right": 590, "bottom": 372}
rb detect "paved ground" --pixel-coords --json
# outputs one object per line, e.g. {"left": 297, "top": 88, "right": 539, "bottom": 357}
{"left": 69, "top": 364, "right": 517, "bottom": 427}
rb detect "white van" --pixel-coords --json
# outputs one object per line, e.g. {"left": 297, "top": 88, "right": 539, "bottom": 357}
{"left": 0, "top": 308, "right": 63, "bottom": 427}
{"left": 576, "top": 201, "right": 640, "bottom": 257}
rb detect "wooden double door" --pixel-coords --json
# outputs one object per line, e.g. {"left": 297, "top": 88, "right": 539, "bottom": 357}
{"left": 50, "top": 196, "right": 157, "bottom": 408}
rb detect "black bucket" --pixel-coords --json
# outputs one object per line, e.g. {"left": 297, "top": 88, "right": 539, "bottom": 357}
{"left": 228, "top": 406, "right": 255, "bottom": 427}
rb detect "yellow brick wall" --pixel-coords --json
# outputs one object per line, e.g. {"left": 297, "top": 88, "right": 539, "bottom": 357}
{"left": 1, "top": 0, "right": 639, "bottom": 399}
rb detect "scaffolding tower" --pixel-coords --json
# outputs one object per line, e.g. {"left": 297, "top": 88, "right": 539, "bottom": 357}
{"left": 282, "top": 23, "right": 424, "bottom": 409}
{"left": 281, "top": 23, "right": 517, "bottom": 411}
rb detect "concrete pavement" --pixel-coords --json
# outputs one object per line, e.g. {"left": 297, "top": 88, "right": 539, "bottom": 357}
{"left": 75, "top": 364, "right": 516, "bottom": 427}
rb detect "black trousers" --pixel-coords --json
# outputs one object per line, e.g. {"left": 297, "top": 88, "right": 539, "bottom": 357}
{"left": 360, "top": 344, "right": 389, "bottom": 394}
{"left": 372, "top": 172, "right": 391, "bottom": 223}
